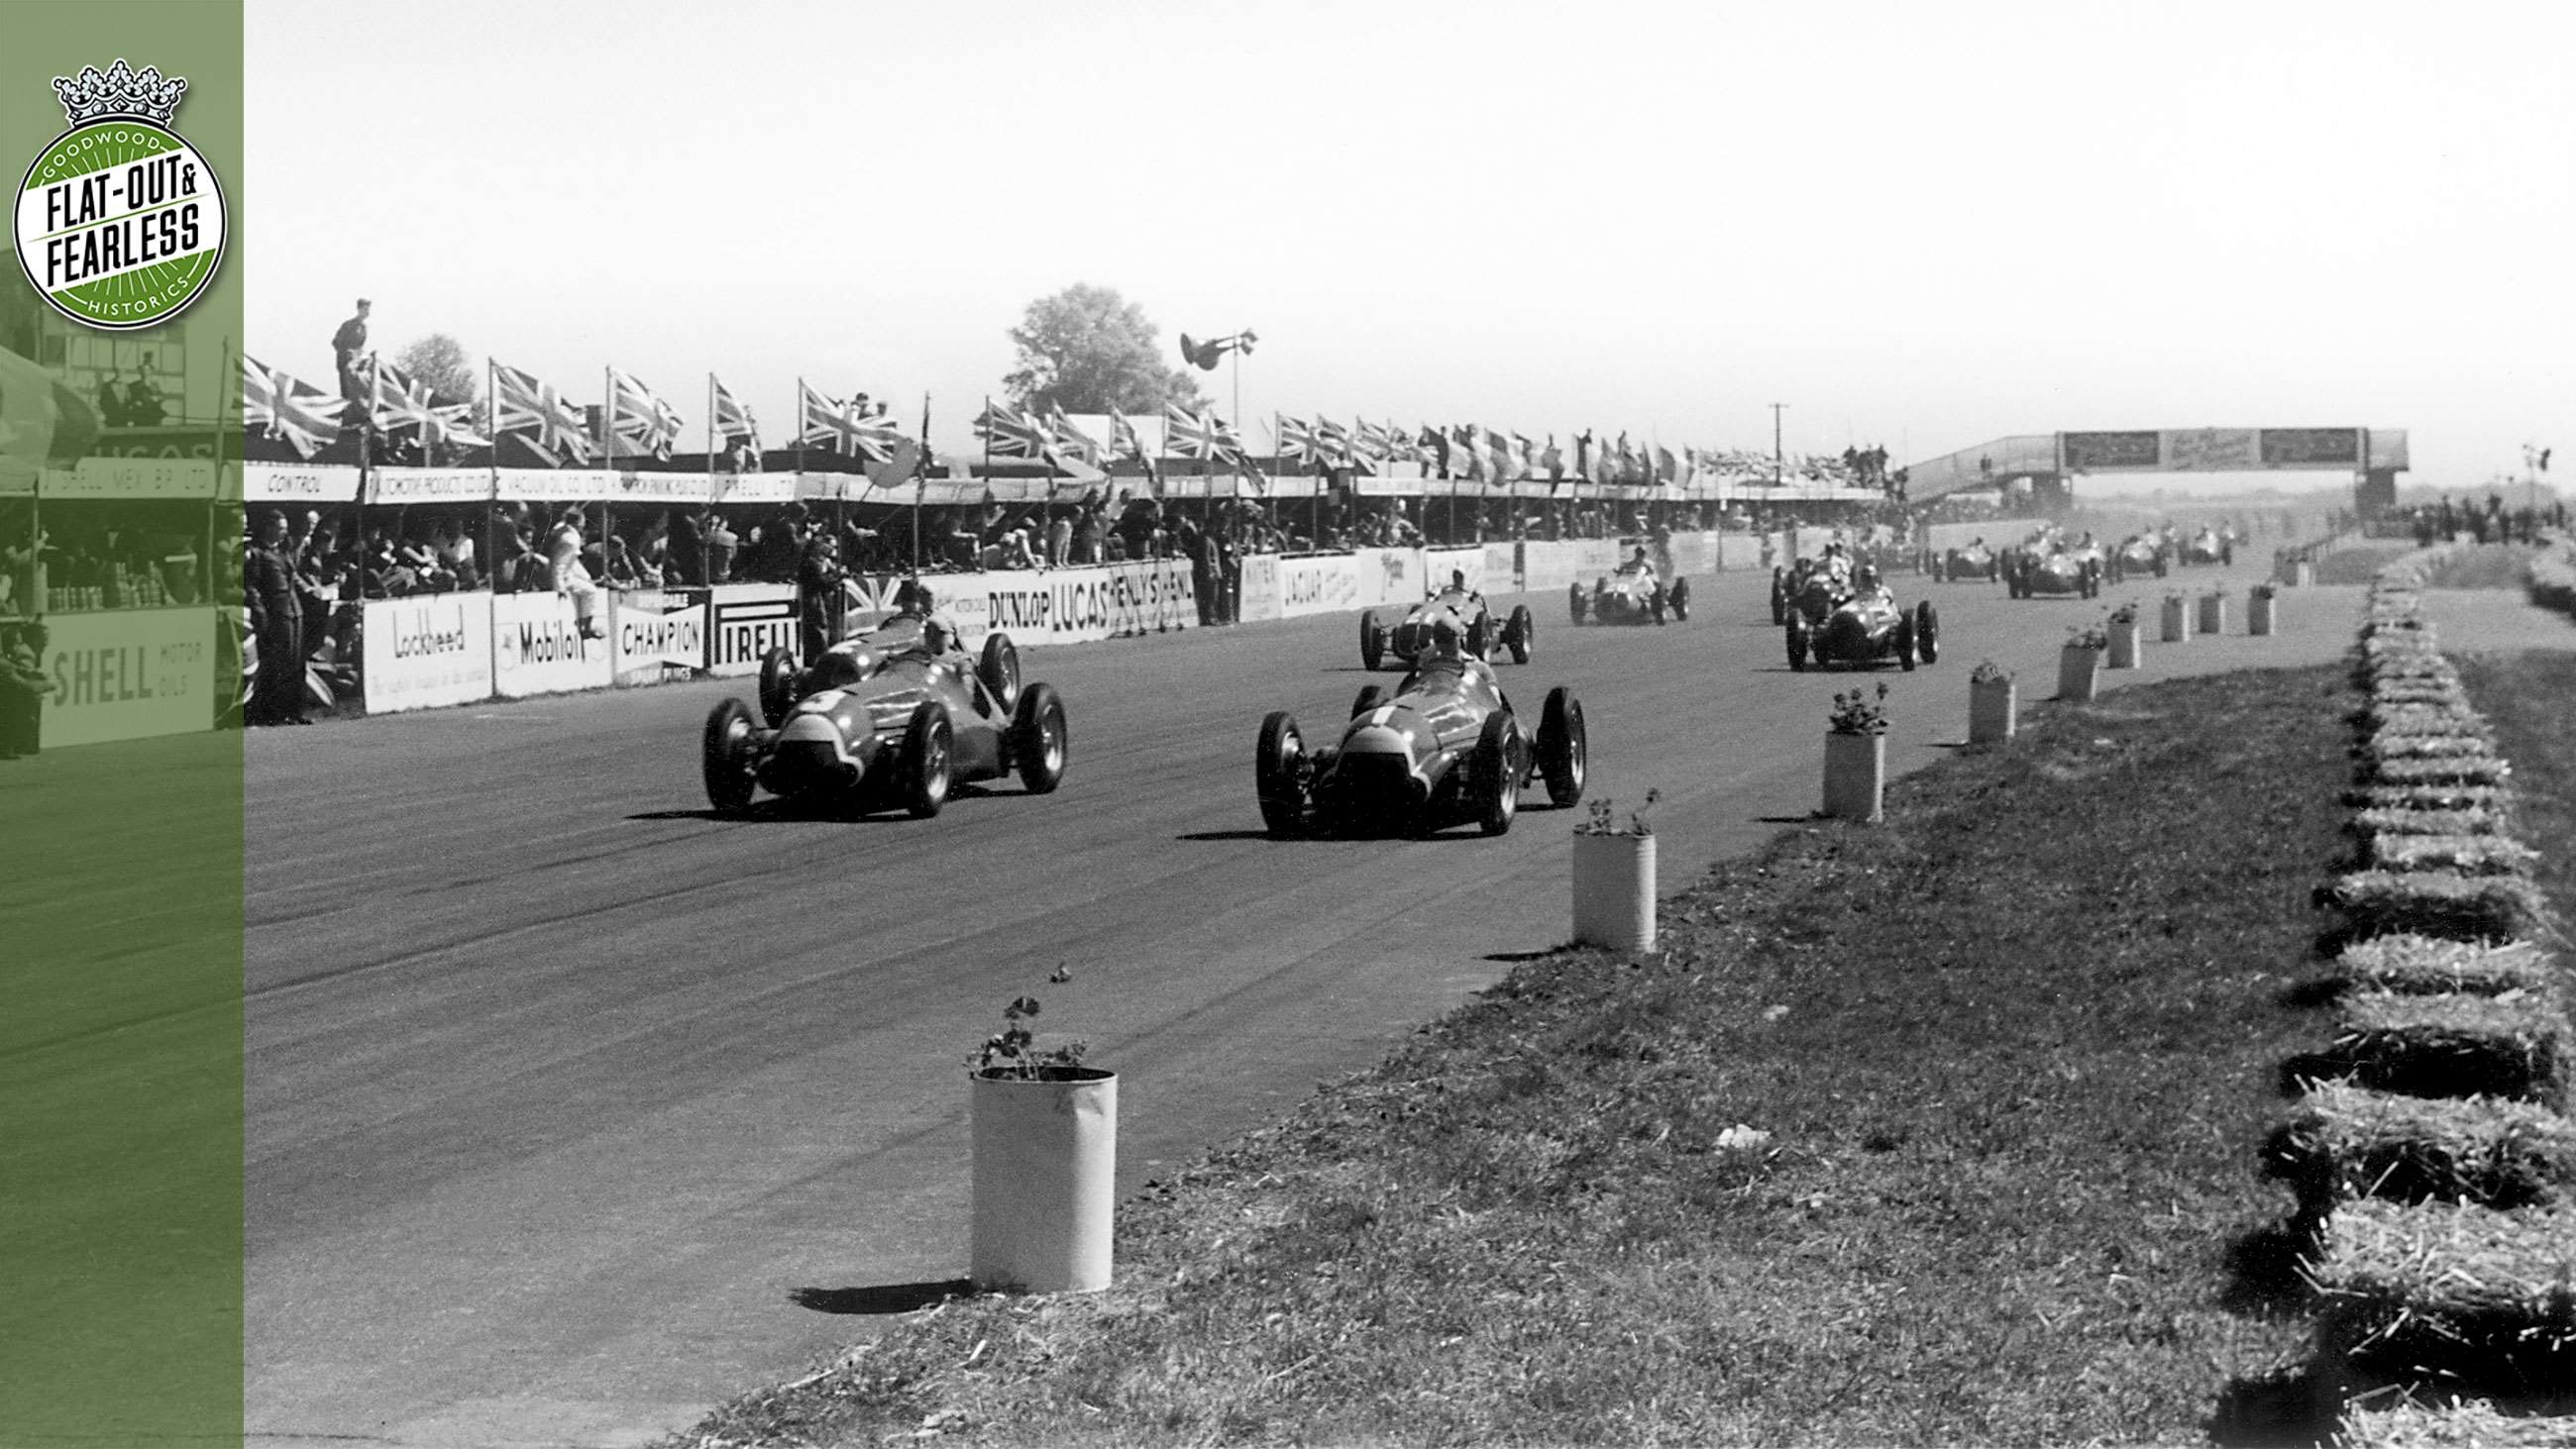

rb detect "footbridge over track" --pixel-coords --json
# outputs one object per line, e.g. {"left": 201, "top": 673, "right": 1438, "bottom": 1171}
{"left": 1905, "top": 427, "right": 2410, "bottom": 514}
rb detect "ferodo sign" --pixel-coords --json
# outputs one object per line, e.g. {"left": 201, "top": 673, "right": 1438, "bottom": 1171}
{"left": 707, "top": 583, "right": 799, "bottom": 677}
{"left": 363, "top": 592, "right": 492, "bottom": 714}
{"left": 490, "top": 590, "right": 612, "bottom": 697}
{"left": 610, "top": 589, "right": 706, "bottom": 686}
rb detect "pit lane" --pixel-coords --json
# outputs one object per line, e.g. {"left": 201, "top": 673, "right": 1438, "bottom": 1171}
{"left": 246, "top": 551, "right": 2325, "bottom": 1447}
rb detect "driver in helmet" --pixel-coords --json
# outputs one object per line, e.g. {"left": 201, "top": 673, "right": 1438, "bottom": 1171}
{"left": 1852, "top": 562, "right": 1890, "bottom": 600}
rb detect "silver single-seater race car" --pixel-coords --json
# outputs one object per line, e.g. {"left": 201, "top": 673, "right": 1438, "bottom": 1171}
{"left": 1360, "top": 577, "right": 1535, "bottom": 670}
{"left": 2105, "top": 532, "right": 2172, "bottom": 582}
{"left": 1571, "top": 554, "right": 1688, "bottom": 625}
{"left": 2001, "top": 544, "right": 2103, "bottom": 598}
{"left": 1255, "top": 640, "right": 1586, "bottom": 838}
{"left": 1787, "top": 571, "right": 1939, "bottom": 673}
{"left": 699, "top": 613, "right": 1067, "bottom": 818}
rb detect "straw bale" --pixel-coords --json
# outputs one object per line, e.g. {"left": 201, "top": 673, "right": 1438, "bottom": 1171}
{"left": 2269, "top": 1082, "right": 2576, "bottom": 1211}
{"left": 2374, "top": 757, "right": 2516, "bottom": 788}
{"left": 2313, "top": 1199, "right": 2576, "bottom": 1394}
{"left": 2320, "top": 872, "right": 2550, "bottom": 946}
{"left": 2370, "top": 836, "right": 2542, "bottom": 878}
{"left": 2329, "top": 990, "right": 2568, "bottom": 1104}
{"left": 2336, "top": 938, "right": 2563, "bottom": 998}
{"left": 2373, "top": 735, "right": 2507, "bottom": 761}
{"left": 2354, "top": 808, "right": 2515, "bottom": 839}
{"left": 2339, "top": 1397, "right": 2576, "bottom": 1447}
{"left": 2350, "top": 786, "right": 2514, "bottom": 815}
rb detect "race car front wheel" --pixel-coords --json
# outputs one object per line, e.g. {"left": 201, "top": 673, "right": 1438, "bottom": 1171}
{"left": 1256, "top": 711, "right": 1309, "bottom": 838}
{"left": 1475, "top": 710, "right": 1519, "bottom": 837}
{"left": 980, "top": 633, "right": 1022, "bottom": 715}
{"left": 1359, "top": 612, "right": 1386, "bottom": 672}
{"left": 1012, "top": 682, "right": 1067, "bottom": 794}
{"left": 758, "top": 648, "right": 798, "bottom": 728}
{"left": 1567, "top": 583, "right": 1587, "bottom": 626}
{"left": 900, "top": 700, "right": 953, "bottom": 818}
{"left": 1506, "top": 605, "right": 1535, "bottom": 666}
{"left": 1668, "top": 579, "right": 1691, "bottom": 623}
{"left": 1915, "top": 602, "right": 1941, "bottom": 665}
{"left": 701, "top": 698, "right": 759, "bottom": 813}
{"left": 1538, "top": 686, "right": 1587, "bottom": 809}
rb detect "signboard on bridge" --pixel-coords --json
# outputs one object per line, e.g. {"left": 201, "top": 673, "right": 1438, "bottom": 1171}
{"left": 2055, "top": 427, "right": 2367, "bottom": 474}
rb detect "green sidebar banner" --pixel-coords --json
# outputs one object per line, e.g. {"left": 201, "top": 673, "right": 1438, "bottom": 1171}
{"left": 1, "top": 5, "right": 246, "bottom": 1447}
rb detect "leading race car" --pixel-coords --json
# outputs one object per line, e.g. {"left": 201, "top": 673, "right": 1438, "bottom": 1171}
{"left": 2105, "top": 532, "right": 2172, "bottom": 583}
{"left": 1361, "top": 578, "right": 1534, "bottom": 670}
{"left": 1934, "top": 541, "right": 2000, "bottom": 583}
{"left": 1787, "top": 572, "right": 1939, "bottom": 673}
{"left": 1255, "top": 640, "right": 1587, "bottom": 838}
{"left": 2181, "top": 526, "right": 2235, "bottom": 567}
{"left": 699, "top": 613, "right": 1068, "bottom": 818}
{"left": 2001, "top": 545, "right": 2102, "bottom": 598}
{"left": 1572, "top": 554, "right": 1688, "bottom": 625}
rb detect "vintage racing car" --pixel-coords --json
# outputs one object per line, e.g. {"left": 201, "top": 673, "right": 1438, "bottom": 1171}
{"left": 1572, "top": 558, "right": 1687, "bottom": 625}
{"left": 1787, "top": 585, "right": 1939, "bottom": 673}
{"left": 1934, "top": 541, "right": 2000, "bottom": 583}
{"left": 1772, "top": 557, "right": 1849, "bottom": 627}
{"left": 1254, "top": 650, "right": 1587, "bottom": 837}
{"left": 699, "top": 615, "right": 1067, "bottom": 818}
{"left": 2002, "top": 544, "right": 2103, "bottom": 598}
{"left": 1361, "top": 581, "right": 1535, "bottom": 670}
{"left": 2181, "top": 526, "right": 2235, "bottom": 567}
{"left": 2105, "top": 532, "right": 2172, "bottom": 582}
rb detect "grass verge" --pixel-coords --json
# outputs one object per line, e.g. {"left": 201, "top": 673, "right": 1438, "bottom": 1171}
{"left": 668, "top": 665, "right": 2387, "bottom": 1448}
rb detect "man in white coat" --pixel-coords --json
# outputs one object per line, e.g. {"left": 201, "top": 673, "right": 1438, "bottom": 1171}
{"left": 547, "top": 503, "right": 603, "bottom": 640}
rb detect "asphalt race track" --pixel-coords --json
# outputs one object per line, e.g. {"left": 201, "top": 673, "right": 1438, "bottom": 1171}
{"left": 245, "top": 553, "right": 2337, "bottom": 1447}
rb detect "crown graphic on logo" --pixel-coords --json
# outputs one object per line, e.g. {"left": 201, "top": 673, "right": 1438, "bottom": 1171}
{"left": 52, "top": 59, "right": 189, "bottom": 127}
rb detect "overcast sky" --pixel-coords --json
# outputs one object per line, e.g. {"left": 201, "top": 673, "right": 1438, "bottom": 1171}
{"left": 246, "top": 1, "right": 2572, "bottom": 494}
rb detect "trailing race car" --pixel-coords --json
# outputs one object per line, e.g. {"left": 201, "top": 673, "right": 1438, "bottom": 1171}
{"left": 1254, "top": 645, "right": 1587, "bottom": 838}
{"left": 2001, "top": 546, "right": 2103, "bottom": 598}
{"left": 1772, "top": 557, "right": 1847, "bottom": 627}
{"left": 1361, "top": 579, "right": 1534, "bottom": 670}
{"left": 2105, "top": 533, "right": 2171, "bottom": 583}
{"left": 2181, "top": 526, "right": 2235, "bottom": 567}
{"left": 1787, "top": 580, "right": 1939, "bottom": 673}
{"left": 1934, "top": 541, "right": 2000, "bottom": 583}
{"left": 1572, "top": 554, "right": 1688, "bottom": 625}
{"left": 699, "top": 614, "right": 1067, "bottom": 818}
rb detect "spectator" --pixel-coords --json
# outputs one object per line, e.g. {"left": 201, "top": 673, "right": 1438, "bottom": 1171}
{"left": 666, "top": 508, "right": 704, "bottom": 588}
{"left": 705, "top": 511, "right": 740, "bottom": 584}
{"left": 0, "top": 618, "right": 54, "bottom": 757}
{"left": 245, "top": 510, "right": 307, "bottom": 726}
{"left": 123, "top": 366, "right": 165, "bottom": 427}
{"left": 364, "top": 525, "right": 418, "bottom": 598}
{"left": 635, "top": 516, "right": 671, "bottom": 588}
{"left": 332, "top": 299, "right": 372, "bottom": 404}
{"left": 603, "top": 535, "right": 645, "bottom": 590}
{"left": 1047, "top": 507, "right": 1073, "bottom": 569}
{"left": 797, "top": 528, "right": 841, "bottom": 661}
{"left": 93, "top": 373, "right": 127, "bottom": 429}
{"left": 397, "top": 525, "right": 454, "bottom": 593}
{"left": 434, "top": 518, "right": 479, "bottom": 590}
{"left": 547, "top": 504, "right": 603, "bottom": 638}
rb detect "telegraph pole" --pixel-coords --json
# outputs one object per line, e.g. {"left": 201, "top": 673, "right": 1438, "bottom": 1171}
{"left": 1770, "top": 402, "right": 1786, "bottom": 487}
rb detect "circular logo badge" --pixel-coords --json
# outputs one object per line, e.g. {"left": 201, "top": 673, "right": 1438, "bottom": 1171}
{"left": 14, "top": 118, "right": 227, "bottom": 331}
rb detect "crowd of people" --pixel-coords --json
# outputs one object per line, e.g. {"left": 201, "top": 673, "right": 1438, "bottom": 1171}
{"left": 2393, "top": 493, "right": 2565, "bottom": 548}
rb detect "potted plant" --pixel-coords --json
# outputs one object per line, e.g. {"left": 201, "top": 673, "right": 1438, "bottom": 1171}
{"left": 2059, "top": 620, "right": 2106, "bottom": 702}
{"left": 1968, "top": 659, "right": 2015, "bottom": 745}
{"left": 2105, "top": 600, "right": 2144, "bottom": 669}
{"left": 1572, "top": 790, "right": 1658, "bottom": 950}
{"left": 1823, "top": 683, "right": 1888, "bottom": 822}
{"left": 2159, "top": 589, "right": 2194, "bottom": 643}
{"left": 968, "top": 994, "right": 1117, "bottom": 1294}
{"left": 2249, "top": 580, "right": 2279, "bottom": 636}
{"left": 2198, "top": 585, "right": 2228, "bottom": 636}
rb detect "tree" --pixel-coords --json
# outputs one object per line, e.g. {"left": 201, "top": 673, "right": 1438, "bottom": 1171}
{"left": 1003, "top": 284, "right": 1203, "bottom": 417}
{"left": 394, "top": 334, "right": 480, "bottom": 408}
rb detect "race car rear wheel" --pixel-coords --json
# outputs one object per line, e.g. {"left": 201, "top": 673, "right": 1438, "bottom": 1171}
{"left": 1567, "top": 583, "right": 1586, "bottom": 626}
{"left": 758, "top": 647, "right": 798, "bottom": 728}
{"left": 1896, "top": 615, "right": 1918, "bottom": 672}
{"left": 701, "top": 698, "right": 760, "bottom": 813}
{"left": 1466, "top": 613, "right": 1491, "bottom": 659}
{"left": 1351, "top": 684, "right": 1387, "bottom": 719}
{"left": 1669, "top": 578, "right": 1691, "bottom": 622}
{"left": 1649, "top": 584, "right": 1667, "bottom": 625}
{"left": 1256, "top": 711, "right": 1309, "bottom": 838}
{"left": 899, "top": 700, "right": 953, "bottom": 818}
{"left": 1359, "top": 611, "right": 1385, "bottom": 672}
{"left": 1537, "top": 686, "right": 1587, "bottom": 809}
{"left": 1011, "top": 682, "right": 1067, "bottom": 794}
{"left": 1474, "top": 710, "right": 1519, "bottom": 837}
{"left": 979, "top": 633, "right": 1022, "bottom": 715}
{"left": 1915, "top": 601, "right": 1941, "bottom": 665}
{"left": 1786, "top": 619, "right": 1809, "bottom": 672}
{"left": 1506, "top": 605, "right": 1534, "bottom": 666}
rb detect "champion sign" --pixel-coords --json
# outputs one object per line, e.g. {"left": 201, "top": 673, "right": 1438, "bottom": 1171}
{"left": 611, "top": 591, "right": 707, "bottom": 686}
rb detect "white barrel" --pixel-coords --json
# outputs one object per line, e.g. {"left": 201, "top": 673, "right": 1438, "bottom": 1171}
{"left": 1571, "top": 832, "right": 1657, "bottom": 950}
{"left": 970, "top": 1070, "right": 1117, "bottom": 1294}
{"left": 1969, "top": 678, "right": 2016, "bottom": 744}
{"left": 1820, "top": 731, "right": 1886, "bottom": 822}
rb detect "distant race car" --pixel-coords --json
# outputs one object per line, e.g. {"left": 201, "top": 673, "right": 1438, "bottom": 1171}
{"left": 2181, "top": 527, "right": 2234, "bottom": 567}
{"left": 1935, "top": 542, "right": 2000, "bottom": 583}
{"left": 1361, "top": 585, "right": 1535, "bottom": 670}
{"left": 1571, "top": 562, "right": 1688, "bottom": 625}
{"left": 1253, "top": 652, "right": 1587, "bottom": 837}
{"left": 1787, "top": 588, "right": 1939, "bottom": 673}
{"left": 699, "top": 615, "right": 1067, "bottom": 818}
{"left": 2002, "top": 546, "right": 2102, "bottom": 599}
{"left": 2105, "top": 534, "right": 2171, "bottom": 583}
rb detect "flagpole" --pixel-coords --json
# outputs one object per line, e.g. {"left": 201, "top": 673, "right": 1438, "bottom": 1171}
{"left": 705, "top": 373, "right": 715, "bottom": 485}
{"left": 914, "top": 392, "right": 929, "bottom": 577}
{"left": 795, "top": 378, "right": 805, "bottom": 477}
{"left": 485, "top": 357, "right": 499, "bottom": 604}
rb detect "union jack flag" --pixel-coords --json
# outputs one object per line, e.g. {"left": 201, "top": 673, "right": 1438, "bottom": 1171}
{"left": 607, "top": 367, "right": 685, "bottom": 462}
{"left": 849, "top": 405, "right": 905, "bottom": 466}
{"left": 1274, "top": 415, "right": 1319, "bottom": 464}
{"left": 1044, "top": 405, "right": 1104, "bottom": 467}
{"left": 1311, "top": 416, "right": 1352, "bottom": 464}
{"left": 377, "top": 362, "right": 489, "bottom": 452}
{"left": 492, "top": 362, "right": 594, "bottom": 467}
{"left": 1161, "top": 403, "right": 1230, "bottom": 461}
{"left": 710, "top": 377, "right": 758, "bottom": 447}
{"left": 1450, "top": 424, "right": 1487, "bottom": 483}
{"left": 241, "top": 354, "right": 344, "bottom": 460}
{"left": 798, "top": 380, "right": 867, "bottom": 457}
{"left": 1353, "top": 419, "right": 1391, "bottom": 462}
{"left": 1107, "top": 407, "right": 1159, "bottom": 482}
{"left": 974, "top": 398, "right": 1055, "bottom": 463}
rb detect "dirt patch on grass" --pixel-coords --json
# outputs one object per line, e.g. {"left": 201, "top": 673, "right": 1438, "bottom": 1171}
{"left": 668, "top": 669, "right": 2368, "bottom": 1447}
